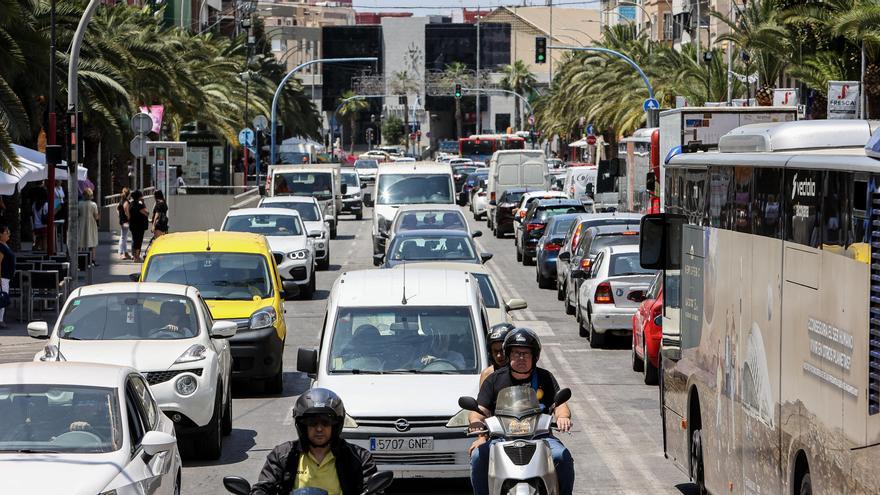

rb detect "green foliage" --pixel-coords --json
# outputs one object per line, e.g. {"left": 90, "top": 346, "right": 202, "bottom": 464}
{"left": 382, "top": 115, "right": 405, "bottom": 145}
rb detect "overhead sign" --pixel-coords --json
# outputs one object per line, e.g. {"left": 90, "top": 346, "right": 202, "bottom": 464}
{"left": 130, "top": 113, "right": 153, "bottom": 135}
{"left": 643, "top": 98, "right": 660, "bottom": 112}
{"left": 828, "top": 81, "right": 860, "bottom": 119}
{"left": 238, "top": 128, "right": 255, "bottom": 146}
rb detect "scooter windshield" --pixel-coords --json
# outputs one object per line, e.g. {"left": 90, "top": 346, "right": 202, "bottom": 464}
{"left": 494, "top": 385, "right": 543, "bottom": 418}
{"left": 292, "top": 489, "right": 329, "bottom": 495}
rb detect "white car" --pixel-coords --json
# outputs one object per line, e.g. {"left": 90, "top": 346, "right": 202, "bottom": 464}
{"left": 296, "top": 268, "right": 489, "bottom": 479}
{"left": 29, "top": 282, "right": 236, "bottom": 460}
{"left": 392, "top": 156, "right": 416, "bottom": 163}
{"left": 259, "top": 195, "right": 331, "bottom": 270}
{"left": 385, "top": 204, "right": 476, "bottom": 247}
{"left": 354, "top": 159, "right": 379, "bottom": 182}
{"left": 222, "top": 207, "right": 316, "bottom": 298}
{"left": 471, "top": 181, "right": 490, "bottom": 219}
{"left": 573, "top": 245, "right": 657, "bottom": 348}
{"left": 360, "top": 150, "right": 390, "bottom": 162}
{"left": 0, "top": 361, "right": 182, "bottom": 494}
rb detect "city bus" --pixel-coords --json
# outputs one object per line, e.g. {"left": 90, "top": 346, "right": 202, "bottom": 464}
{"left": 459, "top": 134, "right": 526, "bottom": 161}
{"left": 641, "top": 119, "right": 880, "bottom": 494}
{"left": 616, "top": 127, "right": 658, "bottom": 214}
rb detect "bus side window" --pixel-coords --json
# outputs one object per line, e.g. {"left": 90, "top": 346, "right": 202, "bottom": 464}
{"left": 752, "top": 168, "right": 783, "bottom": 239}
{"left": 852, "top": 177, "right": 869, "bottom": 246}
{"left": 822, "top": 171, "right": 851, "bottom": 252}
{"left": 784, "top": 168, "right": 822, "bottom": 248}
{"left": 708, "top": 166, "right": 732, "bottom": 229}
{"left": 731, "top": 167, "right": 753, "bottom": 234}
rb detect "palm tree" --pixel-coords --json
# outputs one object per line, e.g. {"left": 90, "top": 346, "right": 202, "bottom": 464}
{"left": 500, "top": 60, "right": 537, "bottom": 131}
{"left": 390, "top": 70, "right": 420, "bottom": 152}
{"left": 338, "top": 91, "right": 368, "bottom": 154}
{"left": 442, "top": 62, "right": 469, "bottom": 139}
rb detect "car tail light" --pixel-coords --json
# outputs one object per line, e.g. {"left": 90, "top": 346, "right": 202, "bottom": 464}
{"left": 579, "top": 258, "right": 592, "bottom": 270}
{"left": 572, "top": 224, "right": 584, "bottom": 247}
{"left": 526, "top": 222, "right": 545, "bottom": 233}
{"left": 595, "top": 282, "right": 613, "bottom": 304}
{"left": 491, "top": 191, "right": 496, "bottom": 202}
{"left": 621, "top": 230, "right": 639, "bottom": 236}
{"left": 544, "top": 242, "right": 561, "bottom": 252}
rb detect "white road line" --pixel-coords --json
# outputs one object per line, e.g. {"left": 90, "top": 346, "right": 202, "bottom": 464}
{"left": 510, "top": 319, "right": 555, "bottom": 337}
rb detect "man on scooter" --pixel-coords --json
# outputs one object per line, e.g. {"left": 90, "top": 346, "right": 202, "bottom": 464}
{"left": 251, "top": 388, "right": 378, "bottom": 495}
{"left": 468, "top": 328, "right": 574, "bottom": 495}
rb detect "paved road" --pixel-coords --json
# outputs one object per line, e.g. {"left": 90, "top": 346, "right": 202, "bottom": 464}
{"left": 0, "top": 200, "right": 696, "bottom": 494}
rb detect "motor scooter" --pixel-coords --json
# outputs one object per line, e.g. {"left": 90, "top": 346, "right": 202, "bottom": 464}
{"left": 222, "top": 469, "right": 393, "bottom": 495}
{"left": 459, "top": 385, "right": 572, "bottom": 495}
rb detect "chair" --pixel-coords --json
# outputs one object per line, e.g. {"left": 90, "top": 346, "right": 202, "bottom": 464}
{"left": 28, "top": 271, "right": 64, "bottom": 321}
{"left": 9, "top": 271, "right": 28, "bottom": 322}
{"left": 15, "top": 262, "right": 35, "bottom": 272}
{"left": 39, "top": 262, "right": 72, "bottom": 299}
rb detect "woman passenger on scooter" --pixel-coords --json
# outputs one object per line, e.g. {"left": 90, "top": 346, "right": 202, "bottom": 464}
{"left": 479, "top": 323, "right": 514, "bottom": 385}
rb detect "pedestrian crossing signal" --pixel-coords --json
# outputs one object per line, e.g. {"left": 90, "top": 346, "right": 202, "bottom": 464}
{"left": 535, "top": 37, "right": 547, "bottom": 64}
{"left": 454, "top": 84, "right": 462, "bottom": 99}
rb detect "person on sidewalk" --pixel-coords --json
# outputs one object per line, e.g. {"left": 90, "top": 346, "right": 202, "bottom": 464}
{"left": 31, "top": 185, "right": 49, "bottom": 252}
{"left": 117, "top": 187, "right": 131, "bottom": 259}
{"left": 0, "top": 224, "right": 15, "bottom": 328}
{"left": 129, "top": 190, "right": 149, "bottom": 263}
{"left": 151, "top": 190, "right": 169, "bottom": 239}
{"left": 78, "top": 188, "right": 100, "bottom": 266}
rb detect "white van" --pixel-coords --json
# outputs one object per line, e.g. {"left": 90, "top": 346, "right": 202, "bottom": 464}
{"left": 296, "top": 268, "right": 489, "bottom": 479}
{"left": 563, "top": 165, "right": 598, "bottom": 207}
{"left": 369, "top": 162, "right": 455, "bottom": 255}
{"left": 266, "top": 164, "right": 344, "bottom": 238}
{"left": 486, "top": 150, "right": 548, "bottom": 225}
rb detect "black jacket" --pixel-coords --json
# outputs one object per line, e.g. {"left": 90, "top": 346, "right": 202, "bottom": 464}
{"left": 250, "top": 439, "right": 377, "bottom": 495}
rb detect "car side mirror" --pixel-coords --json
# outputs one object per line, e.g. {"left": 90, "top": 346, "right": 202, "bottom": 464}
{"left": 558, "top": 252, "right": 571, "bottom": 262}
{"left": 341, "top": 184, "right": 348, "bottom": 195}
{"left": 373, "top": 253, "right": 385, "bottom": 266}
{"left": 627, "top": 290, "right": 647, "bottom": 303}
{"left": 505, "top": 298, "right": 528, "bottom": 312}
{"left": 471, "top": 230, "right": 483, "bottom": 238}
{"left": 141, "top": 430, "right": 176, "bottom": 457}
{"left": 210, "top": 320, "right": 237, "bottom": 339}
{"left": 282, "top": 281, "right": 300, "bottom": 298}
{"left": 365, "top": 471, "right": 394, "bottom": 494}
{"left": 128, "top": 273, "right": 140, "bottom": 282}
{"left": 480, "top": 252, "right": 493, "bottom": 264}
{"left": 296, "top": 347, "right": 319, "bottom": 375}
{"left": 458, "top": 396, "right": 480, "bottom": 412}
{"left": 27, "top": 321, "right": 49, "bottom": 339}
{"left": 364, "top": 193, "right": 373, "bottom": 206}
{"left": 222, "top": 476, "right": 252, "bottom": 495}
{"left": 273, "top": 252, "right": 284, "bottom": 265}
{"left": 571, "top": 269, "right": 587, "bottom": 279}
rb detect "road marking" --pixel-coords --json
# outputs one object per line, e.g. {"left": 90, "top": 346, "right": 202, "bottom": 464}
{"left": 510, "top": 319, "right": 555, "bottom": 337}
{"left": 473, "top": 237, "right": 537, "bottom": 321}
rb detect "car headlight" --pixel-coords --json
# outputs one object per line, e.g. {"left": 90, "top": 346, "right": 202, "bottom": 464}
{"left": 250, "top": 306, "right": 277, "bottom": 330}
{"left": 344, "top": 414, "right": 359, "bottom": 428}
{"left": 445, "top": 409, "right": 471, "bottom": 428}
{"left": 174, "top": 344, "right": 207, "bottom": 364}
{"left": 287, "top": 249, "right": 309, "bottom": 260}
{"left": 175, "top": 375, "right": 198, "bottom": 396}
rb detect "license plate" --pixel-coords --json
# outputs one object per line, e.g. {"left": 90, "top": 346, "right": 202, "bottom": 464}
{"left": 369, "top": 436, "right": 434, "bottom": 452}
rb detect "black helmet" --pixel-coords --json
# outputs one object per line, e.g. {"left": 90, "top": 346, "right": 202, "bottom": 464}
{"left": 487, "top": 322, "right": 515, "bottom": 346}
{"left": 293, "top": 388, "right": 345, "bottom": 446}
{"left": 503, "top": 327, "right": 542, "bottom": 365}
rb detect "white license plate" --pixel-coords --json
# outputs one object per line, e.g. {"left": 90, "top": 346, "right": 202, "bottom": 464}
{"left": 369, "top": 436, "right": 434, "bottom": 452}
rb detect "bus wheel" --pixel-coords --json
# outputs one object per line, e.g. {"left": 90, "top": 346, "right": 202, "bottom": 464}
{"left": 691, "top": 429, "right": 707, "bottom": 495}
{"left": 799, "top": 473, "right": 812, "bottom": 495}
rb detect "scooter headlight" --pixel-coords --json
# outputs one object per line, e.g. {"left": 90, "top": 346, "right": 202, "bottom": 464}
{"left": 498, "top": 416, "right": 537, "bottom": 437}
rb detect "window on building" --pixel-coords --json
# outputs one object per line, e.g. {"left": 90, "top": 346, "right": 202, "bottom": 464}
{"left": 271, "top": 38, "right": 285, "bottom": 52}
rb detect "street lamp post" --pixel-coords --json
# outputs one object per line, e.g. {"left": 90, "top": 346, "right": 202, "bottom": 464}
{"left": 270, "top": 57, "right": 378, "bottom": 167}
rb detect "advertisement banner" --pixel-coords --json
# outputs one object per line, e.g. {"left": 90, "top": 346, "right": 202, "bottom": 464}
{"left": 827, "top": 81, "right": 860, "bottom": 119}
{"left": 772, "top": 88, "right": 798, "bottom": 107}
{"left": 138, "top": 105, "right": 165, "bottom": 133}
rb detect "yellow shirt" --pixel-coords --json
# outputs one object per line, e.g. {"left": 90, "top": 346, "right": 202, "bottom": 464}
{"left": 294, "top": 450, "right": 342, "bottom": 495}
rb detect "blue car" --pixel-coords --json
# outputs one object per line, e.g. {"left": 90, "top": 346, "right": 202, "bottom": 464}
{"left": 535, "top": 214, "right": 588, "bottom": 289}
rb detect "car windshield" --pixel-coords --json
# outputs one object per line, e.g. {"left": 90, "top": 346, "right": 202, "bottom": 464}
{"left": 0, "top": 385, "right": 122, "bottom": 454}
{"left": 143, "top": 253, "right": 273, "bottom": 300}
{"left": 223, "top": 214, "right": 303, "bottom": 237}
{"left": 609, "top": 253, "right": 655, "bottom": 277}
{"left": 273, "top": 172, "right": 332, "bottom": 200}
{"left": 590, "top": 234, "right": 640, "bottom": 256}
{"left": 341, "top": 173, "right": 358, "bottom": 187}
{"left": 329, "top": 306, "right": 479, "bottom": 374}
{"left": 58, "top": 293, "right": 199, "bottom": 340}
{"left": 355, "top": 160, "right": 378, "bottom": 169}
{"left": 466, "top": 173, "right": 488, "bottom": 186}
{"left": 377, "top": 174, "right": 453, "bottom": 205}
{"left": 472, "top": 273, "right": 499, "bottom": 308}
{"left": 261, "top": 202, "right": 320, "bottom": 222}
{"left": 388, "top": 234, "right": 476, "bottom": 262}
{"left": 454, "top": 166, "right": 477, "bottom": 176}
{"left": 395, "top": 211, "right": 466, "bottom": 232}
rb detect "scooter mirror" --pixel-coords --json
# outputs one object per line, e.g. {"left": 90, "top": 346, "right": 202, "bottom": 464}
{"left": 458, "top": 396, "right": 480, "bottom": 412}
{"left": 222, "top": 476, "right": 251, "bottom": 495}
{"left": 364, "top": 471, "right": 394, "bottom": 493}
{"left": 554, "top": 388, "right": 572, "bottom": 408}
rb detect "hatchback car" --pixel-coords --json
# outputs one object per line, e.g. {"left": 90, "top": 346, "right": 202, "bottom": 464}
{"left": 459, "top": 169, "right": 489, "bottom": 206}
{"left": 340, "top": 169, "right": 366, "bottom": 219}
{"left": 376, "top": 230, "right": 492, "bottom": 268}
{"left": 29, "top": 282, "right": 235, "bottom": 459}
{"left": 139, "top": 232, "right": 297, "bottom": 393}
{"left": 511, "top": 191, "right": 568, "bottom": 248}
{"left": 259, "top": 195, "right": 331, "bottom": 270}
{"left": 222, "top": 207, "right": 316, "bottom": 298}
{"left": 573, "top": 245, "right": 656, "bottom": 348}
{"left": 516, "top": 198, "right": 586, "bottom": 266}
{"left": 631, "top": 271, "right": 663, "bottom": 385}
{"left": 386, "top": 205, "right": 473, "bottom": 245}
{"left": 0, "top": 362, "right": 181, "bottom": 494}
{"left": 535, "top": 213, "right": 586, "bottom": 289}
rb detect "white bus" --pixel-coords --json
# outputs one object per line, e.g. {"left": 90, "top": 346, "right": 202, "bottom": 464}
{"left": 641, "top": 119, "right": 880, "bottom": 494}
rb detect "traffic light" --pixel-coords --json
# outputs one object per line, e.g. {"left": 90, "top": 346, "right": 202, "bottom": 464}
{"left": 535, "top": 37, "right": 547, "bottom": 64}
{"left": 454, "top": 84, "right": 462, "bottom": 99}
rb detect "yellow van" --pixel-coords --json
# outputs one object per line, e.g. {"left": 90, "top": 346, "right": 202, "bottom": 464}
{"left": 139, "top": 231, "right": 297, "bottom": 393}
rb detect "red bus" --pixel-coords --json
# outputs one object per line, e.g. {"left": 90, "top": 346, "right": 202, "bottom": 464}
{"left": 458, "top": 134, "right": 526, "bottom": 161}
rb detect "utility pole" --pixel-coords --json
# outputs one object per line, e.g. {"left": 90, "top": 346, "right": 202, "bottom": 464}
{"left": 46, "top": 0, "right": 58, "bottom": 256}
{"left": 475, "top": 2, "right": 481, "bottom": 135}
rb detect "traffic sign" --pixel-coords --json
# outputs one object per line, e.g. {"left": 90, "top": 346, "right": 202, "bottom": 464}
{"left": 238, "top": 128, "right": 255, "bottom": 146}
{"left": 130, "top": 113, "right": 153, "bottom": 134}
{"left": 586, "top": 135, "right": 597, "bottom": 146}
{"left": 130, "top": 135, "right": 147, "bottom": 157}
{"left": 643, "top": 98, "right": 660, "bottom": 111}
{"left": 252, "top": 115, "right": 269, "bottom": 131}
{"left": 585, "top": 124, "right": 595, "bottom": 136}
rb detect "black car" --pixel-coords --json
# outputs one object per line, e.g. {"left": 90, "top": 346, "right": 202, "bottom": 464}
{"left": 516, "top": 199, "right": 587, "bottom": 266}
{"left": 452, "top": 165, "right": 478, "bottom": 193}
{"left": 374, "top": 229, "right": 492, "bottom": 268}
{"left": 491, "top": 187, "right": 538, "bottom": 238}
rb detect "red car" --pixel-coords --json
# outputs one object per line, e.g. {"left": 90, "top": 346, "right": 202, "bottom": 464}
{"left": 632, "top": 271, "right": 662, "bottom": 385}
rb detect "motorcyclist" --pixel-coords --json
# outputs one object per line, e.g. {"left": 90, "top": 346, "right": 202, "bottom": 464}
{"left": 468, "top": 328, "right": 574, "bottom": 495}
{"left": 479, "top": 323, "right": 514, "bottom": 385}
{"left": 250, "top": 388, "right": 377, "bottom": 495}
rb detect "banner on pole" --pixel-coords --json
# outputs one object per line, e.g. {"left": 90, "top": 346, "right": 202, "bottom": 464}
{"left": 139, "top": 105, "right": 165, "bottom": 133}
{"left": 772, "top": 88, "right": 798, "bottom": 107}
{"left": 827, "top": 81, "right": 860, "bottom": 119}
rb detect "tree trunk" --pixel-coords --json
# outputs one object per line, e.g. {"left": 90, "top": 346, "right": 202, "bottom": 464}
{"left": 349, "top": 117, "right": 356, "bottom": 154}
{"left": 455, "top": 99, "right": 462, "bottom": 139}
{"left": 403, "top": 102, "right": 409, "bottom": 152}
{"left": 513, "top": 96, "right": 521, "bottom": 132}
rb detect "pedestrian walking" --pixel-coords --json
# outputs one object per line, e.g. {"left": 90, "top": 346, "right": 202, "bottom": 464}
{"left": 78, "top": 188, "right": 100, "bottom": 265}
{"left": 129, "top": 190, "right": 149, "bottom": 263}
{"left": 0, "top": 224, "right": 15, "bottom": 328}
{"left": 31, "top": 185, "right": 49, "bottom": 252}
{"left": 117, "top": 187, "right": 131, "bottom": 259}
{"left": 152, "top": 190, "right": 169, "bottom": 239}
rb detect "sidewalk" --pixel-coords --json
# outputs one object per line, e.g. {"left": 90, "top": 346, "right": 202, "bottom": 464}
{"left": 0, "top": 228, "right": 151, "bottom": 364}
